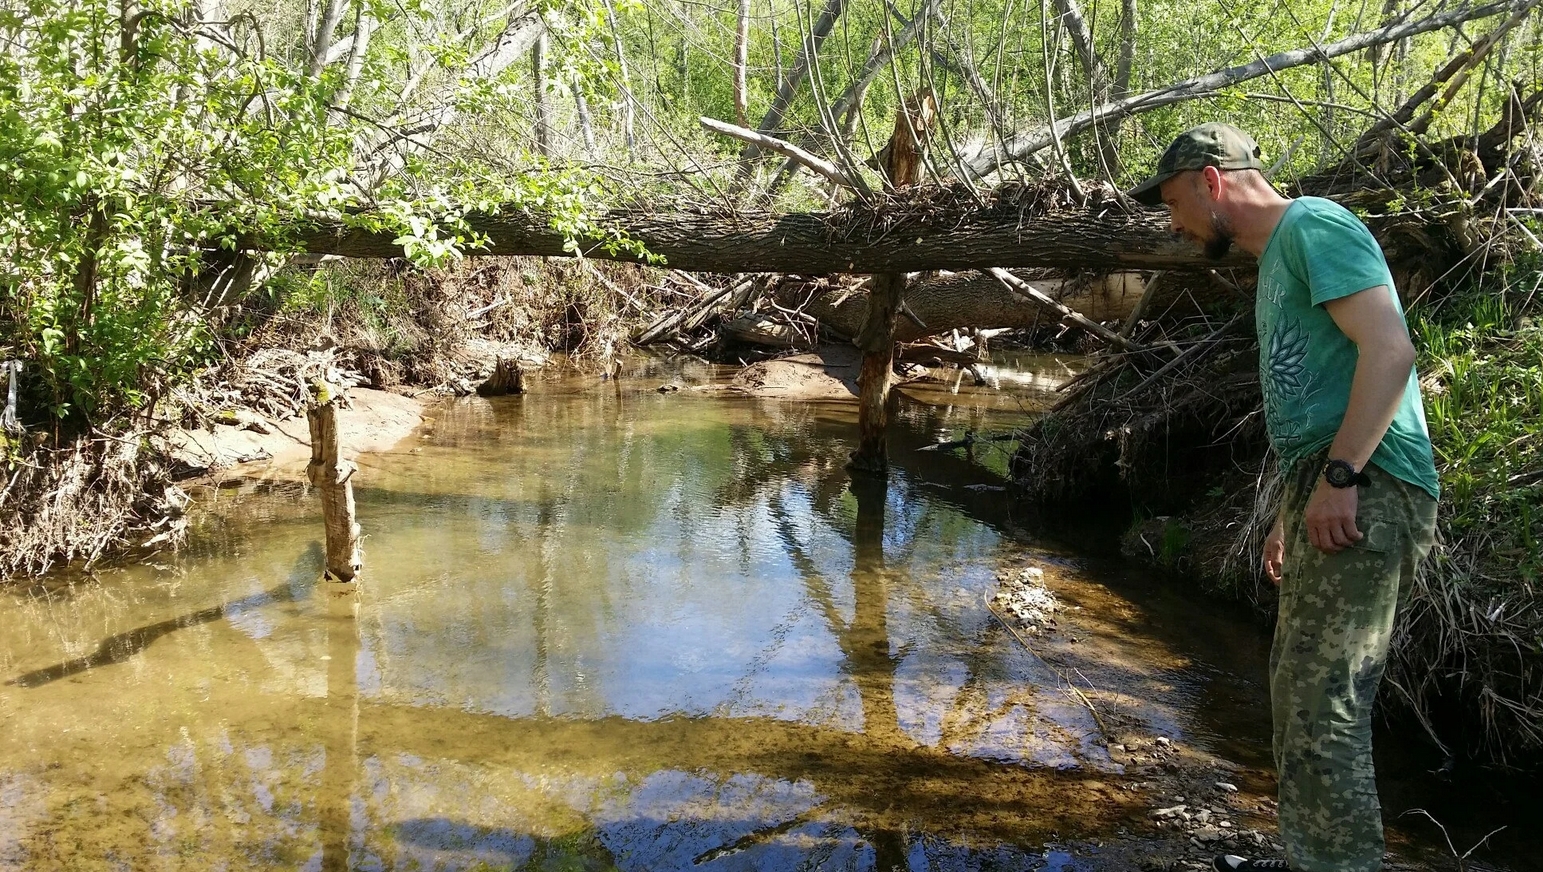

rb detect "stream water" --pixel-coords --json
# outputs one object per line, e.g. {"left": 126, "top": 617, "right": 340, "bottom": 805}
{"left": 0, "top": 356, "right": 1532, "bottom": 871}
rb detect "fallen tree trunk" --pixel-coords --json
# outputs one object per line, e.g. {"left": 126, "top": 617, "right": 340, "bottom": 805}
{"left": 292, "top": 205, "right": 1246, "bottom": 273}
{"left": 775, "top": 270, "right": 1164, "bottom": 343}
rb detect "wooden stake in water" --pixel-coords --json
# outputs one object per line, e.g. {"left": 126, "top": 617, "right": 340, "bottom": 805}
{"left": 307, "top": 382, "right": 361, "bottom": 583}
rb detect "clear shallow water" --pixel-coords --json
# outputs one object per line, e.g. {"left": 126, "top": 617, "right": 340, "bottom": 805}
{"left": 0, "top": 356, "right": 1527, "bottom": 871}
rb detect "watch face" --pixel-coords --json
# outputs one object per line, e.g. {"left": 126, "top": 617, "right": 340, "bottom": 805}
{"left": 1325, "top": 461, "right": 1354, "bottom": 487}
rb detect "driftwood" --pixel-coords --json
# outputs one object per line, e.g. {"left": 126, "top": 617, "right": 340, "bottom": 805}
{"left": 633, "top": 275, "right": 753, "bottom": 345}
{"left": 987, "top": 269, "right": 1149, "bottom": 353}
{"left": 722, "top": 314, "right": 801, "bottom": 348}
{"left": 306, "top": 387, "right": 361, "bottom": 583}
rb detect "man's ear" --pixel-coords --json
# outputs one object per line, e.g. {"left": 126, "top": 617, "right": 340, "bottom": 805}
{"left": 1201, "top": 165, "right": 1225, "bottom": 200}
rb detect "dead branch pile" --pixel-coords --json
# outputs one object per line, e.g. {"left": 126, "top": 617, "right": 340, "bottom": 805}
{"left": 162, "top": 348, "right": 370, "bottom": 440}
{"left": 0, "top": 435, "right": 189, "bottom": 579}
{"left": 1010, "top": 310, "right": 1261, "bottom": 507}
{"left": 827, "top": 176, "right": 1113, "bottom": 241}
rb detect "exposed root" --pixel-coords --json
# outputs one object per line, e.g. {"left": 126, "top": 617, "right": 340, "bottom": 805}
{"left": 0, "top": 434, "right": 188, "bottom": 579}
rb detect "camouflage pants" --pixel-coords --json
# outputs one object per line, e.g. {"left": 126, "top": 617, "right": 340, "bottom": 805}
{"left": 1272, "top": 456, "right": 1436, "bottom": 872}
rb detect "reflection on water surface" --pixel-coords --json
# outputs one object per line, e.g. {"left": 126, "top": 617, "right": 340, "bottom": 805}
{"left": 1, "top": 357, "right": 1227, "bottom": 871}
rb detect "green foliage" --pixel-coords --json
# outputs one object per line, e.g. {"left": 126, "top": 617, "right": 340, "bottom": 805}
{"left": 0, "top": 0, "right": 352, "bottom": 425}
{"left": 0, "top": 0, "right": 633, "bottom": 430}
{"left": 1415, "top": 251, "right": 1543, "bottom": 586}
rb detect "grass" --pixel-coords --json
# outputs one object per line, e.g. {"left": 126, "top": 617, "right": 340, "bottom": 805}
{"left": 1415, "top": 273, "right": 1543, "bottom": 594}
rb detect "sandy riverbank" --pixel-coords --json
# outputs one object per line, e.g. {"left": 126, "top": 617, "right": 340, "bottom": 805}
{"left": 165, "top": 388, "right": 434, "bottom": 481}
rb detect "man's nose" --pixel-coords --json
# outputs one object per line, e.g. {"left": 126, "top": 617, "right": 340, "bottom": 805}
{"left": 1168, "top": 213, "right": 1182, "bottom": 234}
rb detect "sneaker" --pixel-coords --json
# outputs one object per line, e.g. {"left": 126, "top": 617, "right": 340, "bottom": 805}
{"left": 1213, "top": 856, "right": 1292, "bottom": 871}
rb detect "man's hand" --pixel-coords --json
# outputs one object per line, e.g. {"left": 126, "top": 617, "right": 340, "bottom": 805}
{"left": 1304, "top": 479, "right": 1362, "bottom": 553}
{"left": 1263, "top": 517, "right": 1285, "bottom": 585}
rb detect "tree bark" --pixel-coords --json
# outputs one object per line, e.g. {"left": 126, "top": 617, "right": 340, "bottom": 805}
{"left": 306, "top": 394, "right": 361, "bottom": 583}
{"left": 292, "top": 205, "right": 1245, "bottom": 273}
{"left": 734, "top": 0, "right": 750, "bottom": 128}
{"left": 965, "top": 0, "right": 1532, "bottom": 178}
{"left": 533, "top": 31, "right": 551, "bottom": 156}
{"left": 573, "top": 75, "right": 597, "bottom": 157}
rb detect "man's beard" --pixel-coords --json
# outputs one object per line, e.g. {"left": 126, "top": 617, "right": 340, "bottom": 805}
{"left": 1204, "top": 212, "right": 1235, "bottom": 260}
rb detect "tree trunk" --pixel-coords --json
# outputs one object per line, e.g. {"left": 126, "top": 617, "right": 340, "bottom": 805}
{"left": 533, "top": 31, "right": 550, "bottom": 156}
{"left": 333, "top": 2, "right": 375, "bottom": 111}
{"left": 573, "top": 81, "right": 596, "bottom": 157}
{"left": 850, "top": 272, "right": 904, "bottom": 473}
{"left": 308, "top": 0, "right": 347, "bottom": 79}
{"left": 734, "top": 0, "right": 750, "bottom": 128}
{"left": 773, "top": 270, "right": 1161, "bottom": 342}
{"left": 850, "top": 93, "right": 934, "bottom": 475}
{"left": 292, "top": 206, "right": 1249, "bottom": 273}
{"left": 477, "top": 358, "right": 524, "bottom": 396}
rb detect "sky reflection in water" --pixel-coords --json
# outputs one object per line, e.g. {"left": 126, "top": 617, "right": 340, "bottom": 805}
{"left": 0, "top": 362, "right": 1172, "bottom": 871}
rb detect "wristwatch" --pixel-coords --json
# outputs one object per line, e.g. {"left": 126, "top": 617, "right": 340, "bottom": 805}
{"left": 1323, "top": 459, "right": 1371, "bottom": 488}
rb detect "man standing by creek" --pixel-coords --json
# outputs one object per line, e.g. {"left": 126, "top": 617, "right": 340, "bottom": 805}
{"left": 1128, "top": 124, "right": 1441, "bottom": 872}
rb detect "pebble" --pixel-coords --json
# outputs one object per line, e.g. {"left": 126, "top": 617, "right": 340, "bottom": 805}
{"left": 1220, "top": 821, "right": 1232, "bottom": 829}
{"left": 1155, "top": 737, "right": 1172, "bottom": 746}
{"left": 1151, "top": 804, "right": 1187, "bottom": 819}
{"left": 1215, "top": 781, "right": 1239, "bottom": 792}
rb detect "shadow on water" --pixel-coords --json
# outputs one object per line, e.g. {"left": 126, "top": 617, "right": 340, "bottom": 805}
{"left": 5, "top": 544, "right": 322, "bottom": 688}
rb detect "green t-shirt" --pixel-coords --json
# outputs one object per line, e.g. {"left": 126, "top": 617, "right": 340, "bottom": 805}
{"left": 1256, "top": 197, "right": 1440, "bottom": 499}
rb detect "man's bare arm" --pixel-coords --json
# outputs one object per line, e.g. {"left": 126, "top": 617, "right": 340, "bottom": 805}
{"left": 1322, "top": 286, "right": 1417, "bottom": 469}
{"left": 1301, "top": 285, "right": 1417, "bottom": 553}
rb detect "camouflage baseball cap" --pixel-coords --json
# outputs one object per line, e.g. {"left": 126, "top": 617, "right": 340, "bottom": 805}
{"left": 1127, "top": 123, "right": 1265, "bottom": 206}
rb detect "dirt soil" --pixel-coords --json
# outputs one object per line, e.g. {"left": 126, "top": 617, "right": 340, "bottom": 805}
{"left": 164, "top": 387, "right": 432, "bottom": 480}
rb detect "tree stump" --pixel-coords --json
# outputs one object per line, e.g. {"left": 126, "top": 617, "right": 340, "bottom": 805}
{"left": 307, "top": 388, "right": 361, "bottom": 583}
{"left": 477, "top": 357, "right": 524, "bottom": 397}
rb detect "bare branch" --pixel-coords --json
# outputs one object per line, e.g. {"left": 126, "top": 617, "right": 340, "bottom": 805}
{"left": 966, "top": 0, "right": 1535, "bottom": 178}
{"left": 738, "top": 0, "right": 847, "bottom": 169}
{"left": 701, "top": 116, "right": 859, "bottom": 190}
